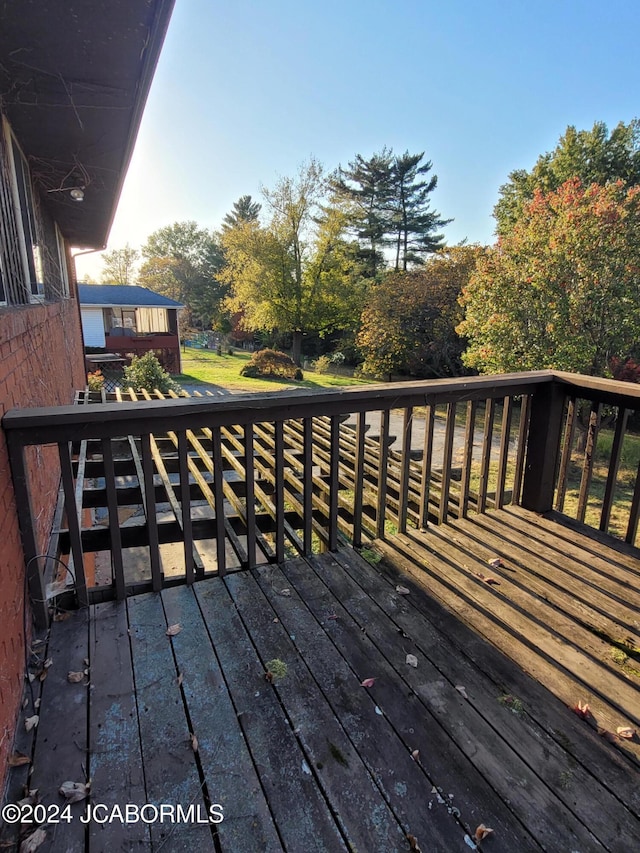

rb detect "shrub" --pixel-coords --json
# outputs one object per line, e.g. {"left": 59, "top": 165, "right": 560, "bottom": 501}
{"left": 87, "top": 369, "right": 105, "bottom": 392}
{"left": 240, "top": 348, "right": 302, "bottom": 380}
{"left": 313, "top": 355, "right": 332, "bottom": 375}
{"left": 122, "top": 352, "right": 180, "bottom": 394}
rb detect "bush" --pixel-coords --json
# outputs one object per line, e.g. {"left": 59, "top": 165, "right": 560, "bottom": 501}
{"left": 240, "top": 349, "right": 303, "bottom": 380}
{"left": 87, "top": 369, "right": 105, "bottom": 392}
{"left": 313, "top": 355, "right": 332, "bottom": 375}
{"left": 122, "top": 352, "right": 180, "bottom": 394}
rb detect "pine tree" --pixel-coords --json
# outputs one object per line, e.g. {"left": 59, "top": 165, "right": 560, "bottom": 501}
{"left": 222, "top": 195, "right": 262, "bottom": 231}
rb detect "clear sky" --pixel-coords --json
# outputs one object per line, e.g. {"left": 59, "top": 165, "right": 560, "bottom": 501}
{"left": 75, "top": 0, "right": 640, "bottom": 281}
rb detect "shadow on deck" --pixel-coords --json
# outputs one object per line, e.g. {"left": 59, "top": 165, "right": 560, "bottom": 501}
{"left": 5, "top": 508, "right": 640, "bottom": 852}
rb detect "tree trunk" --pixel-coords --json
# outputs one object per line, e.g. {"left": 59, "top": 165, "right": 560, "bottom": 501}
{"left": 292, "top": 331, "right": 303, "bottom": 366}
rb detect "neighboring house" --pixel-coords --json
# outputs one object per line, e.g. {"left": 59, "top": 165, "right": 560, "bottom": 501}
{"left": 0, "top": 0, "right": 174, "bottom": 790}
{"left": 79, "top": 284, "right": 184, "bottom": 373}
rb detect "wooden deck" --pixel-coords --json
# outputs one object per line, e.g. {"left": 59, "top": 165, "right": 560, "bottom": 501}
{"left": 6, "top": 508, "right": 640, "bottom": 852}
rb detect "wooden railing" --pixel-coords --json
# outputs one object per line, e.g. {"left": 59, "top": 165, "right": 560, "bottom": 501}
{"left": 4, "top": 370, "right": 640, "bottom": 627}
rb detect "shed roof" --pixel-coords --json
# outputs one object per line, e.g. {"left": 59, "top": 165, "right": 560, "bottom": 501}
{"left": 78, "top": 284, "right": 183, "bottom": 309}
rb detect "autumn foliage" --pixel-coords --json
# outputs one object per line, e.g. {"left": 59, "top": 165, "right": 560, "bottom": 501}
{"left": 458, "top": 180, "right": 640, "bottom": 376}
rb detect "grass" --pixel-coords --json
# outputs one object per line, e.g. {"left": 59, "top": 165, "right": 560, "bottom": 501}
{"left": 174, "top": 349, "right": 371, "bottom": 393}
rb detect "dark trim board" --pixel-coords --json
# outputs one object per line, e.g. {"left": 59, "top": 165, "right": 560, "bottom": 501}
{"left": 7, "top": 535, "right": 640, "bottom": 852}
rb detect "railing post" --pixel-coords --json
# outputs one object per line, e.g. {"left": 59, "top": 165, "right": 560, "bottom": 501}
{"left": 521, "top": 380, "right": 566, "bottom": 513}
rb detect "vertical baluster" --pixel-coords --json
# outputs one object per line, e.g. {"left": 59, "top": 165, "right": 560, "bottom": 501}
{"left": 478, "top": 398, "right": 495, "bottom": 513}
{"left": 275, "top": 421, "right": 285, "bottom": 561}
{"left": 140, "top": 434, "right": 162, "bottom": 591}
{"left": 303, "top": 417, "right": 313, "bottom": 555}
{"left": 626, "top": 457, "right": 640, "bottom": 545}
{"left": 177, "top": 430, "right": 195, "bottom": 583}
{"left": 459, "top": 400, "right": 477, "bottom": 519}
{"left": 328, "top": 415, "right": 340, "bottom": 551}
{"left": 576, "top": 402, "right": 602, "bottom": 523}
{"left": 495, "top": 396, "right": 513, "bottom": 509}
{"left": 58, "top": 441, "right": 88, "bottom": 608}
{"left": 101, "top": 437, "right": 125, "bottom": 599}
{"left": 512, "top": 394, "right": 531, "bottom": 506}
{"left": 418, "top": 403, "right": 435, "bottom": 529}
{"left": 6, "top": 435, "right": 48, "bottom": 627}
{"left": 555, "top": 397, "right": 576, "bottom": 512}
{"left": 211, "top": 425, "right": 226, "bottom": 575}
{"left": 376, "top": 409, "right": 390, "bottom": 539}
{"left": 352, "top": 411, "right": 366, "bottom": 547}
{"left": 398, "top": 407, "right": 413, "bottom": 533}
{"left": 600, "top": 407, "right": 628, "bottom": 532}
{"left": 439, "top": 402, "right": 456, "bottom": 525}
{"left": 244, "top": 423, "right": 256, "bottom": 568}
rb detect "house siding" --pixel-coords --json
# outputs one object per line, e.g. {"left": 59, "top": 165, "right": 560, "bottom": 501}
{"left": 0, "top": 297, "right": 84, "bottom": 786}
{"left": 81, "top": 306, "right": 106, "bottom": 347}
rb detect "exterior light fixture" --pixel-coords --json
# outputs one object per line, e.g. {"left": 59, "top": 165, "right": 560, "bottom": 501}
{"left": 70, "top": 187, "right": 85, "bottom": 202}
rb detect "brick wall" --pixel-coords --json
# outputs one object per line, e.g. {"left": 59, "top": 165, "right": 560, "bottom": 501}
{"left": 0, "top": 297, "right": 84, "bottom": 783}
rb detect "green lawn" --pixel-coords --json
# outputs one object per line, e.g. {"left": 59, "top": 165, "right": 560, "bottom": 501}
{"left": 175, "top": 348, "right": 371, "bottom": 393}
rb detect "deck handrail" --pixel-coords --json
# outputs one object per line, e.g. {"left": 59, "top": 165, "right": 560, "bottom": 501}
{"left": 4, "top": 368, "right": 640, "bottom": 628}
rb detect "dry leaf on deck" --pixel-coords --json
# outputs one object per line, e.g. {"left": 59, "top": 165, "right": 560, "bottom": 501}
{"left": 395, "top": 585, "right": 411, "bottom": 595}
{"left": 411, "top": 749, "right": 420, "bottom": 761}
{"left": 455, "top": 685, "right": 469, "bottom": 700}
{"left": 406, "top": 653, "right": 418, "bottom": 668}
{"left": 474, "top": 824, "right": 494, "bottom": 842}
{"left": 67, "top": 671, "right": 85, "bottom": 683}
{"left": 572, "top": 700, "right": 591, "bottom": 719}
{"left": 189, "top": 732, "right": 199, "bottom": 752}
{"left": 59, "top": 781, "right": 90, "bottom": 803}
{"left": 488, "top": 558, "right": 503, "bottom": 569}
{"left": 8, "top": 752, "right": 30, "bottom": 767}
{"left": 43, "top": 658, "right": 53, "bottom": 669}
{"left": 19, "top": 828, "right": 47, "bottom": 853}
{"left": 598, "top": 728, "right": 618, "bottom": 743}
{"left": 24, "top": 715, "right": 39, "bottom": 732}
{"left": 616, "top": 726, "right": 635, "bottom": 739}
{"left": 279, "top": 588, "right": 291, "bottom": 597}
{"left": 166, "top": 624, "right": 182, "bottom": 637}
{"left": 360, "top": 677, "right": 376, "bottom": 688}
{"left": 406, "top": 833, "right": 422, "bottom": 852}
{"left": 177, "top": 672, "right": 184, "bottom": 687}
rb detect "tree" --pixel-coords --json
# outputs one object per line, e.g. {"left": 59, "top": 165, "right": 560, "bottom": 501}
{"left": 222, "top": 195, "right": 262, "bottom": 231}
{"left": 357, "top": 245, "right": 480, "bottom": 379}
{"left": 330, "top": 148, "right": 450, "bottom": 273}
{"left": 138, "top": 221, "right": 226, "bottom": 329}
{"left": 221, "top": 160, "right": 365, "bottom": 365}
{"left": 494, "top": 120, "right": 640, "bottom": 235}
{"left": 458, "top": 179, "right": 640, "bottom": 376}
{"left": 100, "top": 244, "right": 139, "bottom": 285}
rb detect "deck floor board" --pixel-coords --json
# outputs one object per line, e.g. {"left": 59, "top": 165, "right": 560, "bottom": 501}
{"left": 12, "top": 507, "right": 640, "bottom": 852}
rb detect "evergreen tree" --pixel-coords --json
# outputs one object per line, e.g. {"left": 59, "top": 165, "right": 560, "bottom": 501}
{"left": 222, "top": 195, "right": 262, "bottom": 231}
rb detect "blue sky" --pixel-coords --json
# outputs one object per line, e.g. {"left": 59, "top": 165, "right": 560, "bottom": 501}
{"left": 76, "top": 0, "right": 640, "bottom": 280}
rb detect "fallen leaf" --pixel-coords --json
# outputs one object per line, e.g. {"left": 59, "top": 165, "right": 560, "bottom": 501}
{"left": 59, "top": 781, "right": 90, "bottom": 803}
{"left": 36, "top": 669, "right": 47, "bottom": 683}
{"left": 177, "top": 672, "right": 184, "bottom": 687}
{"left": 374, "top": 706, "right": 383, "bottom": 715}
{"left": 190, "top": 732, "right": 199, "bottom": 753}
{"left": 406, "top": 653, "right": 418, "bottom": 668}
{"left": 67, "top": 671, "right": 85, "bottom": 683}
{"left": 488, "top": 558, "right": 503, "bottom": 569}
{"left": 484, "top": 576, "right": 500, "bottom": 586}
{"left": 19, "top": 828, "right": 47, "bottom": 853}
{"left": 264, "top": 671, "right": 273, "bottom": 683}
{"left": 411, "top": 749, "right": 420, "bottom": 761}
{"left": 327, "top": 613, "right": 338, "bottom": 620}
{"left": 34, "top": 698, "right": 41, "bottom": 710}
{"left": 53, "top": 611, "right": 70, "bottom": 622}
{"left": 17, "top": 789, "right": 38, "bottom": 808}
{"left": 474, "top": 824, "right": 494, "bottom": 843}
{"left": 166, "top": 624, "right": 182, "bottom": 637}
{"left": 8, "top": 752, "right": 30, "bottom": 767}
{"left": 455, "top": 685, "right": 469, "bottom": 700}
{"left": 43, "top": 658, "right": 53, "bottom": 669}
{"left": 360, "top": 677, "right": 376, "bottom": 688}
{"left": 395, "top": 585, "right": 411, "bottom": 595}
{"left": 83, "top": 658, "right": 90, "bottom": 667}
{"left": 572, "top": 700, "right": 591, "bottom": 719}
{"left": 406, "top": 834, "right": 422, "bottom": 852}
{"left": 24, "top": 715, "right": 39, "bottom": 732}
{"left": 272, "top": 617, "right": 279, "bottom": 623}
{"left": 616, "top": 726, "right": 635, "bottom": 739}
{"left": 279, "top": 588, "right": 291, "bottom": 597}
